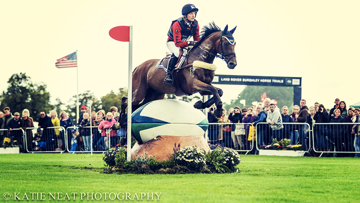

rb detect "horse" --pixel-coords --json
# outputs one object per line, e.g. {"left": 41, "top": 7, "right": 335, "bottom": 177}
{"left": 121, "top": 22, "right": 237, "bottom": 117}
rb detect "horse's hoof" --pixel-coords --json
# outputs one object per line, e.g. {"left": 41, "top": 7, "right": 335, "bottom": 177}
{"left": 217, "top": 102, "right": 223, "bottom": 109}
{"left": 194, "top": 101, "right": 203, "bottom": 109}
{"left": 217, "top": 89, "right": 223, "bottom": 97}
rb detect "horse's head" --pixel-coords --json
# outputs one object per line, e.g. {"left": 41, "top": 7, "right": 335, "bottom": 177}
{"left": 217, "top": 25, "right": 237, "bottom": 69}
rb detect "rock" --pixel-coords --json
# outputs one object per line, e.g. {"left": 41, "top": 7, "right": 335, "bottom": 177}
{"left": 131, "top": 135, "right": 210, "bottom": 162}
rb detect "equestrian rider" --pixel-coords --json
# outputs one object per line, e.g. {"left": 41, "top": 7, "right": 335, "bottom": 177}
{"left": 164, "top": 4, "right": 201, "bottom": 85}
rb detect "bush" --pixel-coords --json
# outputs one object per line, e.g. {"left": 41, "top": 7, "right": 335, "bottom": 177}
{"left": 147, "top": 157, "right": 161, "bottom": 171}
{"left": 174, "top": 146, "right": 206, "bottom": 172}
{"left": 222, "top": 147, "right": 241, "bottom": 171}
{"left": 205, "top": 146, "right": 230, "bottom": 173}
{"left": 134, "top": 153, "right": 150, "bottom": 167}
{"left": 103, "top": 148, "right": 118, "bottom": 167}
{"left": 115, "top": 147, "right": 127, "bottom": 167}
{"left": 159, "top": 159, "right": 176, "bottom": 169}
{"left": 206, "top": 146, "right": 241, "bottom": 173}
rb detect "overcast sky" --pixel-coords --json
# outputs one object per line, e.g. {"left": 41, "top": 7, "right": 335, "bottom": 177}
{"left": 1, "top": 0, "right": 359, "bottom": 110}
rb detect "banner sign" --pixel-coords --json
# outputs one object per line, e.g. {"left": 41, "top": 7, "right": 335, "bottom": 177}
{"left": 212, "top": 75, "right": 301, "bottom": 86}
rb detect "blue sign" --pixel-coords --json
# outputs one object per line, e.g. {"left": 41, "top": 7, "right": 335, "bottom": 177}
{"left": 212, "top": 75, "right": 301, "bottom": 86}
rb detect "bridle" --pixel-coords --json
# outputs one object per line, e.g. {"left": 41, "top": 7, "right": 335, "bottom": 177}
{"left": 198, "top": 32, "right": 236, "bottom": 64}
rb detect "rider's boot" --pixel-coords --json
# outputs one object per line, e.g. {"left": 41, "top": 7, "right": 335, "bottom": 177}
{"left": 164, "top": 53, "right": 178, "bottom": 85}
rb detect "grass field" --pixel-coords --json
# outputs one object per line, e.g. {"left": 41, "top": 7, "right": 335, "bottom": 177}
{"left": 1, "top": 153, "right": 359, "bottom": 203}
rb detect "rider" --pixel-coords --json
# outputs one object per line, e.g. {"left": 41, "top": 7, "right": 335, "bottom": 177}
{"left": 164, "top": 4, "right": 201, "bottom": 85}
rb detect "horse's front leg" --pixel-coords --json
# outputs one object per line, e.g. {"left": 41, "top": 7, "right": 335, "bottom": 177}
{"left": 191, "top": 80, "right": 222, "bottom": 110}
{"left": 197, "top": 87, "right": 223, "bottom": 109}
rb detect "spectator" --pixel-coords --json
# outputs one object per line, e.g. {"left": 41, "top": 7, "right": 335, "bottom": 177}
{"left": 1, "top": 107, "right": 13, "bottom": 146}
{"left": 207, "top": 105, "right": 219, "bottom": 143}
{"left": 50, "top": 110, "right": 61, "bottom": 150}
{"left": 21, "top": 109, "right": 34, "bottom": 152}
{"left": 329, "top": 109, "right": 345, "bottom": 154}
{"left": 97, "top": 110, "right": 106, "bottom": 120}
{"left": 79, "top": 112, "right": 91, "bottom": 151}
{"left": 6, "top": 112, "right": 23, "bottom": 147}
{"left": 281, "top": 106, "right": 292, "bottom": 139}
{"left": 0, "top": 111, "right": 4, "bottom": 146}
{"left": 339, "top": 101, "right": 347, "bottom": 118}
{"left": 266, "top": 103, "right": 283, "bottom": 141}
{"left": 314, "top": 102, "right": 320, "bottom": 112}
{"left": 241, "top": 108, "right": 247, "bottom": 116}
{"left": 110, "top": 106, "right": 118, "bottom": 115}
{"left": 34, "top": 128, "right": 46, "bottom": 151}
{"left": 59, "top": 111, "right": 73, "bottom": 150}
{"left": 329, "top": 98, "right": 340, "bottom": 120}
{"left": 252, "top": 105, "right": 267, "bottom": 146}
{"left": 93, "top": 114, "right": 103, "bottom": 150}
{"left": 38, "top": 110, "right": 55, "bottom": 151}
{"left": 306, "top": 106, "right": 316, "bottom": 154}
{"left": 69, "top": 128, "right": 79, "bottom": 154}
{"left": 263, "top": 98, "right": 271, "bottom": 108}
{"left": 242, "top": 107, "right": 257, "bottom": 150}
{"left": 355, "top": 108, "right": 360, "bottom": 157}
{"left": 114, "top": 112, "right": 120, "bottom": 122}
{"left": 91, "top": 111, "right": 97, "bottom": 124}
{"left": 228, "top": 106, "right": 243, "bottom": 150}
{"left": 306, "top": 107, "right": 316, "bottom": 130}
{"left": 290, "top": 105, "right": 300, "bottom": 145}
{"left": 345, "top": 107, "right": 355, "bottom": 152}
{"left": 218, "top": 108, "right": 231, "bottom": 147}
{"left": 298, "top": 99, "right": 309, "bottom": 150}
{"left": 97, "top": 112, "right": 117, "bottom": 149}
{"left": 78, "top": 105, "right": 87, "bottom": 125}
{"left": 313, "top": 104, "right": 329, "bottom": 151}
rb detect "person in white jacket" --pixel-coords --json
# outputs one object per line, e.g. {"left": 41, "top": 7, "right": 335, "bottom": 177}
{"left": 266, "top": 103, "right": 283, "bottom": 142}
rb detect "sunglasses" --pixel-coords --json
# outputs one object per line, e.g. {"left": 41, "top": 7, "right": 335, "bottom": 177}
{"left": 40, "top": 114, "right": 45, "bottom": 116}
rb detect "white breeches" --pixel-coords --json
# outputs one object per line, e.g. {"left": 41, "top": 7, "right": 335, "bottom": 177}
{"left": 166, "top": 41, "right": 180, "bottom": 57}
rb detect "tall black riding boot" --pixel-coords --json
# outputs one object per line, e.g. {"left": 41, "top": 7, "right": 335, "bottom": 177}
{"left": 164, "top": 54, "right": 178, "bottom": 85}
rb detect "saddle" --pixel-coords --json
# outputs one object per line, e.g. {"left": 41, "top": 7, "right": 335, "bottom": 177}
{"left": 157, "top": 49, "right": 184, "bottom": 71}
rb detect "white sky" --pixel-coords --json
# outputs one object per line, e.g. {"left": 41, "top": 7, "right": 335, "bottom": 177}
{"left": 1, "top": 0, "right": 359, "bottom": 109}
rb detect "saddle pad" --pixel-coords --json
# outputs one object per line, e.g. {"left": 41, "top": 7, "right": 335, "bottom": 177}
{"left": 156, "top": 58, "right": 167, "bottom": 71}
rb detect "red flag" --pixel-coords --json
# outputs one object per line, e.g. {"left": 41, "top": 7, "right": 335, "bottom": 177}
{"left": 55, "top": 52, "right": 77, "bottom": 68}
{"left": 109, "top": 26, "right": 130, "bottom": 42}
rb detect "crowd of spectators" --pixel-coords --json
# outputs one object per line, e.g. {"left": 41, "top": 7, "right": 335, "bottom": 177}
{"left": 207, "top": 98, "right": 360, "bottom": 157}
{"left": 1, "top": 97, "right": 359, "bottom": 157}
{"left": 0, "top": 105, "right": 127, "bottom": 152}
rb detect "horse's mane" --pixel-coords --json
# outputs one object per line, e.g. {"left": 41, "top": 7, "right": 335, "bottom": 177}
{"left": 193, "top": 22, "right": 221, "bottom": 50}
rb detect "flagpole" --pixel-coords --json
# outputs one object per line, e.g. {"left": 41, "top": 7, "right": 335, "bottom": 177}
{"left": 76, "top": 50, "right": 79, "bottom": 124}
{"left": 126, "top": 26, "right": 133, "bottom": 161}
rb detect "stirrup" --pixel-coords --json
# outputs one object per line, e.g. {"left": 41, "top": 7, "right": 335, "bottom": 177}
{"left": 164, "top": 75, "right": 173, "bottom": 85}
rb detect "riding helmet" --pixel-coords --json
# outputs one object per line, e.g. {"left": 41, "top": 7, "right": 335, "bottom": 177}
{"left": 182, "top": 4, "right": 199, "bottom": 16}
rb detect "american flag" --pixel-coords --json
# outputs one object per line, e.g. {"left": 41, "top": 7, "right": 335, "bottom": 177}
{"left": 55, "top": 52, "right": 77, "bottom": 68}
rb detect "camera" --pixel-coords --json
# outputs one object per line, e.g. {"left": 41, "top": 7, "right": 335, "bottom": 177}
{"left": 210, "top": 108, "right": 214, "bottom": 111}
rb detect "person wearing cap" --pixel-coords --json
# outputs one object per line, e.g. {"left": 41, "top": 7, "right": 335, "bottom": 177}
{"left": 164, "top": 3, "right": 200, "bottom": 85}
{"left": 6, "top": 112, "right": 23, "bottom": 147}
{"left": 21, "top": 109, "right": 34, "bottom": 152}
{"left": 78, "top": 105, "right": 87, "bottom": 125}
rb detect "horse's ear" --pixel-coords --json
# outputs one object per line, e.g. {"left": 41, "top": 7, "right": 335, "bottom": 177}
{"left": 222, "top": 25, "right": 228, "bottom": 34}
{"left": 230, "top": 26, "right": 237, "bottom": 34}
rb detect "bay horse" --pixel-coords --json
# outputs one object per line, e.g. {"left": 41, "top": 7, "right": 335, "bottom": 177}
{"left": 121, "top": 22, "right": 237, "bottom": 117}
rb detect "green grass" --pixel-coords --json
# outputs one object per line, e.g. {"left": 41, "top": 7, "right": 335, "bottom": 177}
{"left": 0, "top": 154, "right": 359, "bottom": 203}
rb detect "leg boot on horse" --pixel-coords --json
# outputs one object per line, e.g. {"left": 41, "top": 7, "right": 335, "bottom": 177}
{"left": 164, "top": 53, "right": 178, "bottom": 85}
